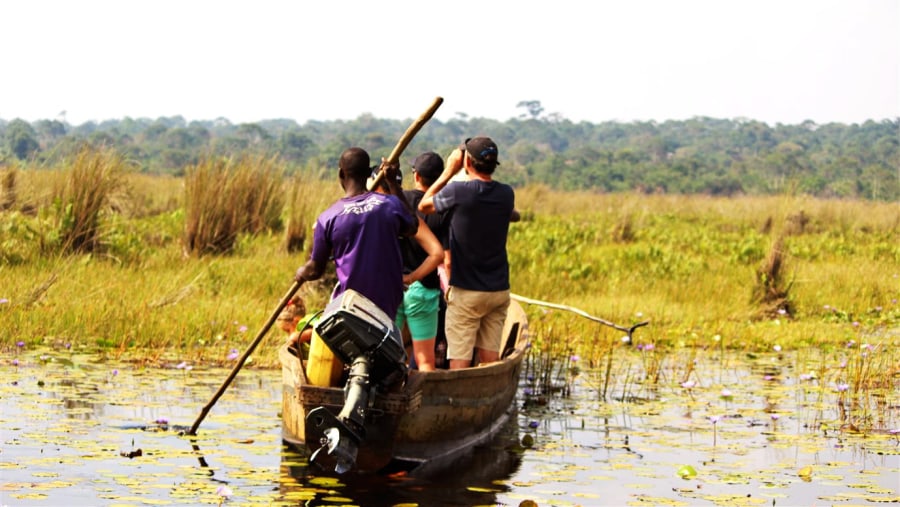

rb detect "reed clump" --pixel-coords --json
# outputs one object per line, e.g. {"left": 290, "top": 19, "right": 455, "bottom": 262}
{"left": 1, "top": 164, "right": 17, "bottom": 211}
{"left": 752, "top": 234, "right": 794, "bottom": 319}
{"left": 50, "top": 144, "right": 131, "bottom": 255}
{"left": 183, "top": 154, "right": 286, "bottom": 257}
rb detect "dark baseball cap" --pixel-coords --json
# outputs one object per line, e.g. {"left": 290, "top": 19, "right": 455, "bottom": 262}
{"left": 461, "top": 137, "right": 500, "bottom": 165}
{"left": 411, "top": 151, "right": 444, "bottom": 180}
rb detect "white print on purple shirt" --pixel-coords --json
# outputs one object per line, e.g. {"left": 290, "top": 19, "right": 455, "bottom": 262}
{"left": 340, "top": 195, "right": 385, "bottom": 216}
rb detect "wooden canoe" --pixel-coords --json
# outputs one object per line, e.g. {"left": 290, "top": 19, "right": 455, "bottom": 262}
{"left": 279, "top": 299, "right": 529, "bottom": 474}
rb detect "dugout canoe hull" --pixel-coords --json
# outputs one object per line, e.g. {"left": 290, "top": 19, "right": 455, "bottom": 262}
{"left": 279, "top": 299, "right": 529, "bottom": 474}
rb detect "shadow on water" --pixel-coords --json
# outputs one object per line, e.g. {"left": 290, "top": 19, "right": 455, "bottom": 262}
{"left": 279, "top": 414, "right": 524, "bottom": 506}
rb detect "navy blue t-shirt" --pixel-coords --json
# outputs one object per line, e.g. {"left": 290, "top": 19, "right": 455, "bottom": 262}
{"left": 432, "top": 179, "right": 514, "bottom": 291}
{"left": 400, "top": 189, "right": 450, "bottom": 290}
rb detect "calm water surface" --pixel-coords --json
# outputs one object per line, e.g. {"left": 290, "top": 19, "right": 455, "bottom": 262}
{"left": 1, "top": 349, "right": 897, "bottom": 506}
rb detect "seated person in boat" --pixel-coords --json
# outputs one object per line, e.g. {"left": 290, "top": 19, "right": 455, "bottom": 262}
{"left": 278, "top": 294, "right": 318, "bottom": 352}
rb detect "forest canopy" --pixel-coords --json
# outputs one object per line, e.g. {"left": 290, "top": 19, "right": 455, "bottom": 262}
{"left": 1, "top": 110, "right": 897, "bottom": 201}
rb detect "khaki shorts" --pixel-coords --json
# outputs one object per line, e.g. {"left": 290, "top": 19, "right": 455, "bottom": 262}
{"left": 444, "top": 286, "right": 510, "bottom": 361}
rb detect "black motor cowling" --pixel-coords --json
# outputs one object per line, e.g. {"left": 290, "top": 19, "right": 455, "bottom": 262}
{"left": 306, "top": 289, "right": 407, "bottom": 473}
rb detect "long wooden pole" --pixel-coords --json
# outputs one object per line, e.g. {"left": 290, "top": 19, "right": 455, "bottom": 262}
{"left": 186, "top": 281, "right": 301, "bottom": 436}
{"left": 367, "top": 96, "right": 444, "bottom": 191}
{"left": 187, "top": 98, "right": 444, "bottom": 436}
{"left": 510, "top": 293, "right": 649, "bottom": 339}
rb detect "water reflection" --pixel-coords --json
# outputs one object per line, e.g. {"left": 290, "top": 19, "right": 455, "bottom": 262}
{"left": 280, "top": 414, "right": 524, "bottom": 506}
{"left": 2, "top": 348, "right": 897, "bottom": 506}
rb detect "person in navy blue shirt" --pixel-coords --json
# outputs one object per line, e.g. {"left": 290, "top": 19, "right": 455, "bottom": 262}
{"left": 419, "top": 137, "right": 516, "bottom": 369}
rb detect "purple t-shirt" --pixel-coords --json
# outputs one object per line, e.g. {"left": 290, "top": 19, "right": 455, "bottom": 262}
{"left": 310, "top": 192, "right": 414, "bottom": 319}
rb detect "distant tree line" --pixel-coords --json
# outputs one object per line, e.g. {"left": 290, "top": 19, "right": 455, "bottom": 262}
{"left": 1, "top": 104, "right": 897, "bottom": 201}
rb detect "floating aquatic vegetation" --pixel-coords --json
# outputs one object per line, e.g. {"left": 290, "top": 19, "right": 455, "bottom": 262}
{"left": 677, "top": 464, "right": 698, "bottom": 479}
{"left": 3, "top": 344, "right": 897, "bottom": 506}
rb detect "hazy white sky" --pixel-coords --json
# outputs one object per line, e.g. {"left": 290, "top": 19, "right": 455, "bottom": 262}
{"left": 2, "top": 0, "right": 898, "bottom": 126}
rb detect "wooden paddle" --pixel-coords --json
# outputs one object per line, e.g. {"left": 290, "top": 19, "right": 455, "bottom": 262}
{"left": 186, "top": 281, "right": 300, "bottom": 436}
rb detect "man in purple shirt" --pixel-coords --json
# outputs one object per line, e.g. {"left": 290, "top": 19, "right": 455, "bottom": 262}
{"left": 294, "top": 147, "right": 417, "bottom": 319}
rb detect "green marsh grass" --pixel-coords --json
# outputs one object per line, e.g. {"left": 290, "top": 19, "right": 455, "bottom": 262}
{"left": 2, "top": 170, "right": 897, "bottom": 387}
{"left": 511, "top": 192, "right": 897, "bottom": 335}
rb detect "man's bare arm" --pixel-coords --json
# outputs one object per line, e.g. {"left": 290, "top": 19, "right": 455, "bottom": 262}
{"left": 403, "top": 217, "right": 443, "bottom": 286}
{"left": 419, "top": 148, "right": 464, "bottom": 215}
{"left": 294, "top": 258, "right": 326, "bottom": 284}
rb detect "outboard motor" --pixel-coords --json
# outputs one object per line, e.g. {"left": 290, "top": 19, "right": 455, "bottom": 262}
{"left": 305, "top": 289, "right": 408, "bottom": 474}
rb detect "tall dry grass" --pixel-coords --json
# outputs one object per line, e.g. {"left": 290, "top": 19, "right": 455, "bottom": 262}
{"left": 123, "top": 173, "right": 183, "bottom": 217}
{"left": 183, "top": 154, "right": 286, "bottom": 256}
{"left": 283, "top": 172, "right": 338, "bottom": 253}
{"left": 1, "top": 165, "right": 17, "bottom": 211}
{"left": 50, "top": 145, "right": 131, "bottom": 255}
